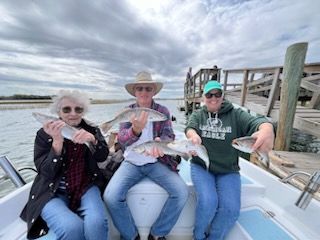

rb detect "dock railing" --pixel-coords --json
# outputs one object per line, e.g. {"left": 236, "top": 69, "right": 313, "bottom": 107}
{"left": 222, "top": 42, "right": 320, "bottom": 150}
{"left": 182, "top": 43, "right": 320, "bottom": 150}
{"left": 183, "top": 63, "right": 320, "bottom": 117}
{"left": 185, "top": 68, "right": 221, "bottom": 99}
{"left": 184, "top": 67, "right": 221, "bottom": 112}
{"left": 223, "top": 63, "right": 320, "bottom": 116}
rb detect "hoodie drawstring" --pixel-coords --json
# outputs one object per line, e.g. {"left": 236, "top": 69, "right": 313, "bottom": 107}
{"left": 209, "top": 112, "right": 218, "bottom": 128}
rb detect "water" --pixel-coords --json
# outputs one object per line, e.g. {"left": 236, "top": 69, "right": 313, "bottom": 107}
{"left": 0, "top": 100, "right": 187, "bottom": 198}
{"left": 1, "top": 100, "right": 319, "bottom": 198}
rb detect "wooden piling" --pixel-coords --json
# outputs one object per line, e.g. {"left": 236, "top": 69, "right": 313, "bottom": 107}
{"left": 274, "top": 42, "right": 308, "bottom": 151}
{"left": 240, "top": 70, "right": 249, "bottom": 106}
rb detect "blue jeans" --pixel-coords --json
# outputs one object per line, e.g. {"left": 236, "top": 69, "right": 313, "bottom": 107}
{"left": 41, "top": 185, "right": 108, "bottom": 240}
{"left": 104, "top": 161, "right": 189, "bottom": 240}
{"left": 191, "top": 163, "right": 240, "bottom": 240}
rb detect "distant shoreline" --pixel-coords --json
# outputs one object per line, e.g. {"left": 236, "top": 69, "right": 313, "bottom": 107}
{"left": 0, "top": 98, "right": 183, "bottom": 110}
{"left": 0, "top": 99, "right": 132, "bottom": 110}
{"left": 0, "top": 98, "right": 183, "bottom": 105}
{"left": 0, "top": 99, "right": 131, "bottom": 105}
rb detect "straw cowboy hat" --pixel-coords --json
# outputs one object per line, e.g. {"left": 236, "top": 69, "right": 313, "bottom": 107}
{"left": 125, "top": 71, "right": 163, "bottom": 97}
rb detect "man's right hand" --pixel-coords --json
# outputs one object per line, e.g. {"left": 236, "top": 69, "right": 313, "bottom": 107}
{"left": 131, "top": 111, "right": 148, "bottom": 136}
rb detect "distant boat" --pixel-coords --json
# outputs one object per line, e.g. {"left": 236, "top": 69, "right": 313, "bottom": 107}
{"left": 1, "top": 132, "right": 320, "bottom": 239}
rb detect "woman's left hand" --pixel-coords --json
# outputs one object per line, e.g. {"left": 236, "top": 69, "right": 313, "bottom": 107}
{"left": 72, "top": 129, "right": 97, "bottom": 145}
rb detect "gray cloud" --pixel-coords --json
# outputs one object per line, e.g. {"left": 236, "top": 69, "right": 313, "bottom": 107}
{"left": 0, "top": 0, "right": 319, "bottom": 99}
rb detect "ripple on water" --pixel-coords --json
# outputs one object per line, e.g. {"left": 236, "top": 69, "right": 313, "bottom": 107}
{"left": 2, "top": 101, "right": 317, "bottom": 198}
{"left": 0, "top": 102, "right": 185, "bottom": 197}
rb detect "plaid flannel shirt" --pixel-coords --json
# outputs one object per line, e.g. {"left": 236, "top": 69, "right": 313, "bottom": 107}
{"left": 65, "top": 141, "right": 90, "bottom": 211}
{"left": 118, "top": 101, "right": 179, "bottom": 171}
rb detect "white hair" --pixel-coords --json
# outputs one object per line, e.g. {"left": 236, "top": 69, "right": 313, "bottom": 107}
{"left": 50, "top": 90, "right": 90, "bottom": 115}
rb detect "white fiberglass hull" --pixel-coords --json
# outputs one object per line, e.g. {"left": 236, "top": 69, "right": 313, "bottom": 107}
{"left": 1, "top": 158, "right": 320, "bottom": 240}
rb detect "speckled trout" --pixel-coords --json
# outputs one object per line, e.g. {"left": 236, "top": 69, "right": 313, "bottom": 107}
{"left": 32, "top": 112, "right": 95, "bottom": 153}
{"left": 167, "top": 140, "right": 210, "bottom": 169}
{"left": 100, "top": 107, "right": 167, "bottom": 134}
{"left": 231, "top": 136, "right": 269, "bottom": 168}
{"left": 132, "top": 140, "right": 191, "bottom": 161}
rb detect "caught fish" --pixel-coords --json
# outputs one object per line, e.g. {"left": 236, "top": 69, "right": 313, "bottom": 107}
{"left": 100, "top": 107, "right": 168, "bottom": 134}
{"left": 132, "top": 140, "right": 191, "bottom": 161}
{"left": 231, "top": 136, "right": 269, "bottom": 168}
{"left": 167, "top": 140, "right": 210, "bottom": 169}
{"left": 32, "top": 112, "right": 95, "bottom": 153}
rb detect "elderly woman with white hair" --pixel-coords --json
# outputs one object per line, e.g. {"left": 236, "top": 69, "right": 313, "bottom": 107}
{"left": 20, "top": 90, "right": 109, "bottom": 240}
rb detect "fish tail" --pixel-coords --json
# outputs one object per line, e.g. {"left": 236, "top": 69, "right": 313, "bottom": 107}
{"left": 99, "top": 121, "right": 112, "bottom": 134}
{"left": 263, "top": 156, "right": 270, "bottom": 168}
{"left": 257, "top": 152, "right": 270, "bottom": 168}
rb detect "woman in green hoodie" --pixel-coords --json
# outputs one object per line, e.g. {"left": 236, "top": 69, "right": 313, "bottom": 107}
{"left": 185, "top": 81, "right": 274, "bottom": 240}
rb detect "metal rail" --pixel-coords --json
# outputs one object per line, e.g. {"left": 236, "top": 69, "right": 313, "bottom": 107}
{"left": 0, "top": 156, "right": 26, "bottom": 188}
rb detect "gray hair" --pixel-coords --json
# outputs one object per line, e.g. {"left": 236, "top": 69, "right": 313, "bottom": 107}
{"left": 50, "top": 90, "right": 90, "bottom": 115}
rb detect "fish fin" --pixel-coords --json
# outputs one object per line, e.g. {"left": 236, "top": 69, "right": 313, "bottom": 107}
{"left": 203, "top": 161, "right": 210, "bottom": 170}
{"left": 99, "top": 121, "right": 112, "bottom": 134}
{"left": 198, "top": 156, "right": 210, "bottom": 170}
{"left": 197, "top": 145, "right": 208, "bottom": 155}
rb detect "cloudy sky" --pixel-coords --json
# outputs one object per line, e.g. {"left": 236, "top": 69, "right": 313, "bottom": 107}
{"left": 0, "top": 0, "right": 319, "bottom": 99}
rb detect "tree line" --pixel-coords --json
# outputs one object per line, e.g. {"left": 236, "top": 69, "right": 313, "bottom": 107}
{"left": 0, "top": 94, "right": 52, "bottom": 100}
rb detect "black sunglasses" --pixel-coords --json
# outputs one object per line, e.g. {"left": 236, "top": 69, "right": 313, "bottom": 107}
{"left": 61, "top": 106, "right": 84, "bottom": 114}
{"left": 205, "top": 91, "right": 223, "bottom": 99}
{"left": 135, "top": 86, "right": 153, "bottom": 92}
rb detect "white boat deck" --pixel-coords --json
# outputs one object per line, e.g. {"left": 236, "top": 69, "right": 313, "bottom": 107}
{"left": 0, "top": 158, "right": 319, "bottom": 240}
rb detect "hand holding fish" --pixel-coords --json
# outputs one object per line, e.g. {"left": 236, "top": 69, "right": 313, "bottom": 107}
{"left": 251, "top": 123, "right": 274, "bottom": 153}
{"left": 167, "top": 140, "right": 210, "bottom": 169}
{"left": 231, "top": 123, "right": 275, "bottom": 169}
{"left": 72, "top": 129, "right": 97, "bottom": 145}
{"left": 148, "top": 137, "right": 165, "bottom": 158}
{"left": 32, "top": 112, "right": 96, "bottom": 153}
{"left": 43, "top": 120, "right": 65, "bottom": 142}
{"left": 137, "top": 137, "right": 165, "bottom": 158}
{"left": 132, "top": 139, "right": 209, "bottom": 169}
{"left": 186, "top": 129, "right": 202, "bottom": 145}
{"left": 99, "top": 107, "right": 167, "bottom": 134}
{"left": 43, "top": 120, "right": 65, "bottom": 155}
{"left": 131, "top": 111, "right": 148, "bottom": 136}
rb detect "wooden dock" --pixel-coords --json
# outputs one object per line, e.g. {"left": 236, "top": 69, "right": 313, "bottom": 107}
{"left": 182, "top": 43, "right": 320, "bottom": 196}
{"left": 224, "top": 90, "right": 320, "bottom": 138}
{"left": 184, "top": 43, "right": 320, "bottom": 142}
{"left": 182, "top": 62, "right": 320, "bottom": 137}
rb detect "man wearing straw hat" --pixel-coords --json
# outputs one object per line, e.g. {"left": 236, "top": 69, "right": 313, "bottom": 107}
{"left": 104, "top": 71, "right": 188, "bottom": 240}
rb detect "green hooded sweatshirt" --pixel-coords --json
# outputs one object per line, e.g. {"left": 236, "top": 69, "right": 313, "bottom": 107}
{"left": 186, "top": 99, "right": 269, "bottom": 174}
